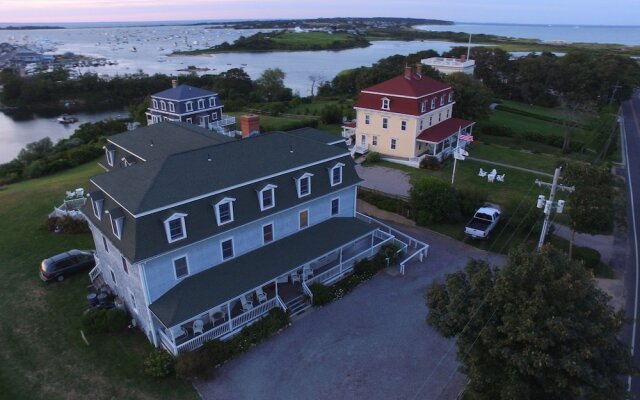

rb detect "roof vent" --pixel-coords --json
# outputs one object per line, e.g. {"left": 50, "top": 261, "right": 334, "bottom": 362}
{"left": 207, "top": 153, "right": 212, "bottom": 162}
{"left": 289, "top": 145, "right": 294, "bottom": 154}
{"left": 150, "top": 139, "right": 154, "bottom": 147}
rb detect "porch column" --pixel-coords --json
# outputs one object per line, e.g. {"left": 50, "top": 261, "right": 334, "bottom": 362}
{"left": 275, "top": 279, "right": 279, "bottom": 298}
{"left": 370, "top": 234, "right": 375, "bottom": 257}
{"left": 226, "top": 301, "right": 232, "bottom": 331}
{"left": 339, "top": 248, "right": 344, "bottom": 273}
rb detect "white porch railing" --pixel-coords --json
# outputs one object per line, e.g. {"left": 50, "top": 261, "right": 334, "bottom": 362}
{"left": 158, "top": 329, "right": 178, "bottom": 355}
{"left": 177, "top": 321, "right": 232, "bottom": 353}
{"left": 277, "top": 296, "right": 288, "bottom": 311}
{"left": 356, "top": 212, "right": 430, "bottom": 275}
{"left": 350, "top": 143, "right": 369, "bottom": 157}
{"left": 89, "top": 264, "right": 101, "bottom": 282}
{"left": 230, "top": 297, "right": 278, "bottom": 330}
{"left": 301, "top": 281, "right": 313, "bottom": 304}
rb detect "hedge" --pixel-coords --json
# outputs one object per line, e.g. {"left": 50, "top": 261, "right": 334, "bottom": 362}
{"left": 81, "top": 308, "right": 129, "bottom": 334}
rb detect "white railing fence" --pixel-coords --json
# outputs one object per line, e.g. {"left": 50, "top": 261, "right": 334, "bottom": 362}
{"left": 177, "top": 322, "right": 232, "bottom": 353}
{"left": 158, "top": 329, "right": 178, "bottom": 356}
{"left": 230, "top": 297, "right": 277, "bottom": 330}
{"left": 301, "top": 281, "right": 314, "bottom": 304}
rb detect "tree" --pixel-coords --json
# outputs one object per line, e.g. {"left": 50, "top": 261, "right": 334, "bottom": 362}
{"left": 444, "top": 73, "right": 493, "bottom": 121}
{"left": 254, "top": 68, "right": 292, "bottom": 102}
{"left": 426, "top": 246, "right": 632, "bottom": 399}
{"left": 561, "top": 161, "right": 614, "bottom": 258}
{"left": 308, "top": 74, "right": 324, "bottom": 97}
{"left": 409, "top": 176, "right": 459, "bottom": 225}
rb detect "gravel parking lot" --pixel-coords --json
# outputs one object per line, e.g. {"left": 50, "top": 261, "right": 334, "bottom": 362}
{"left": 195, "top": 222, "right": 505, "bottom": 400}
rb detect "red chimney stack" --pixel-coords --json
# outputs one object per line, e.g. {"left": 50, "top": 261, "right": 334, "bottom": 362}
{"left": 171, "top": 79, "right": 178, "bottom": 88}
{"left": 240, "top": 114, "right": 260, "bottom": 138}
{"left": 404, "top": 66, "right": 412, "bottom": 80}
{"left": 415, "top": 63, "right": 422, "bottom": 78}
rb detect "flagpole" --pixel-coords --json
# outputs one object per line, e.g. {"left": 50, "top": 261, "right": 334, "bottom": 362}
{"left": 451, "top": 126, "right": 462, "bottom": 185}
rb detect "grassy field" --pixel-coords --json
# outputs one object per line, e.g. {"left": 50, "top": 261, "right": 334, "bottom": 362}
{"left": 469, "top": 141, "right": 562, "bottom": 173}
{"left": 271, "top": 32, "right": 362, "bottom": 46}
{"left": 0, "top": 161, "right": 196, "bottom": 400}
{"left": 498, "top": 99, "right": 590, "bottom": 124}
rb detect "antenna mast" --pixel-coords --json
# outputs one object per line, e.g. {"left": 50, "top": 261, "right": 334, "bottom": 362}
{"left": 466, "top": 34, "right": 472, "bottom": 60}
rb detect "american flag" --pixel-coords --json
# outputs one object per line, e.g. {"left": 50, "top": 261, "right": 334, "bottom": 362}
{"left": 459, "top": 134, "right": 474, "bottom": 142}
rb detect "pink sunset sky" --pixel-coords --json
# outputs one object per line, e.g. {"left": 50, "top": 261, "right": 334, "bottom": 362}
{"left": 1, "top": 0, "right": 638, "bottom": 25}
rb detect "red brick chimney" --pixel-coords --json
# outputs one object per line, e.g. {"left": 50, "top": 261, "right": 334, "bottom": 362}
{"left": 171, "top": 79, "right": 178, "bottom": 88}
{"left": 404, "top": 66, "right": 412, "bottom": 80}
{"left": 415, "top": 63, "right": 422, "bottom": 78}
{"left": 240, "top": 114, "right": 260, "bottom": 138}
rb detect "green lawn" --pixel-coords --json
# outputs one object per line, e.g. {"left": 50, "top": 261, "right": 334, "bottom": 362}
{"left": 271, "top": 31, "right": 359, "bottom": 46}
{"left": 498, "top": 99, "right": 590, "bottom": 124}
{"left": 0, "top": 161, "right": 196, "bottom": 400}
{"left": 469, "top": 141, "right": 562, "bottom": 174}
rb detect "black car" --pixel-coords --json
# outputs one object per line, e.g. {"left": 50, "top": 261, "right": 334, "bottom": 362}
{"left": 40, "top": 249, "right": 96, "bottom": 282}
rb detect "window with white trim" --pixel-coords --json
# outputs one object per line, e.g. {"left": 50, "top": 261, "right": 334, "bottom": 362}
{"left": 365, "top": 114, "right": 370, "bottom": 125}
{"left": 258, "top": 184, "right": 277, "bottom": 211}
{"left": 421, "top": 100, "right": 427, "bottom": 113}
{"left": 214, "top": 198, "right": 235, "bottom": 225}
{"left": 121, "top": 256, "right": 128, "bottom": 274}
{"left": 105, "top": 148, "right": 115, "bottom": 167}
{"left": 211, "top": 112, "right": 218, "bottom": 121}
{"left": 262, "top": 223, "right": 274, "bottom": 244}
{"left": 164, "top": 213, "right": 187, "bottom": 243}
{"left": 382, "top": 118, "right": 388, "bottom": 129}
{"left": 440, "top": 95, "right": 445, "bottom": 106}
{"left": 92, "top": 198, "right": 104, "bottom": 220}
{"left": 129, "top": 290, "right": 137, "bottom": 313}
{"left": 296, "top": 173, "right": 313, "bottom": 198}
{"left": 331, "top": 198, "right": 340, "bottom": 216}
{"left": 198, "top": 99, "right": 205, "bottom": 109}
{"left": 186, "top": 101, "right": 193, "bottom": 112}
{"left": 429, "top": 116, "right": 433, "bottom": 126}
{"left": 381, "top": 97, "right": 390, "bottom": 110}
{"left": 438, "top": 112, "right": 442, "bottom": 122}
{"left": 160, "top": 100, "right": 166, "bottom": 111}
{"left": 401, "top": 120, "right": 407, "bottom": 131}
{"left": 110, "top": 269, "right": 116, "bottom": 284}
{"left": 174, "top": 256, "right": 188, "bottom": 279}
{"left": 168, "top": 102, "right": 175, "bottom": 112}
{"left": 448, "top": 92, "right": 453, "bottom": 102}
{"left": 430, "top": 98, "right": 436, "bottom": 109}
{"left": 446, "top": 109, "right": 450, "bottom": 118}
{"left": 102, "top": 235, "right": 109, "bottom": 252}
{"left": 372, "top": 136, "right": 378, "bottom": 146}
{"left": 330, "top": 163, "right": 344, "bottom": 186}
{"left": 209, "top": 97, "right": 216, "bottom": 107}
{"left": 152, "top": 99, "right": 158, "bottom": 109}
{"left": 110, "top": 215, "right": 123, "bottom": 240}
{"left": 419, "top": 119, "right": 423, "bottom": 131}
{"left": 391, "top": 138, "right": 397, "bottom": 150}
{"left": 221, "top": 238, "right": 234, "bottom": 260}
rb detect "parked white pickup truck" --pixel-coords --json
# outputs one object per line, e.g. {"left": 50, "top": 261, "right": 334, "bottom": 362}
{"left": 464, "top": 207, "right": 501, "bottom": 239}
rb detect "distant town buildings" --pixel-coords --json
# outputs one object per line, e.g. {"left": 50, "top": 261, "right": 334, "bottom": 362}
{"left": 343, "top": 65, "right": 474, "bottom": 167}
{"left": 0, "top": 42, "right": 52, "bottom": 69}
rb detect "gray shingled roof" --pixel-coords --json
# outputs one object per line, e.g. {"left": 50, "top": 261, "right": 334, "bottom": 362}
{"left": 152, "top": 84, "right": 217, "bottom": 101}
{"left": 92, "top": 132, "right": 351, "bottom": 215}
{"left": 287, "top": 127, "right": 346, "bottom": 145}
{"left": 149, "top": 217, "right": 376, "bottom": 327}
{"left": 107, "top": 122, "right": 232, "bottom": 162}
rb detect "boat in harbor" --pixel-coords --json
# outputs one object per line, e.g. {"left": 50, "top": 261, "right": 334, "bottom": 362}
{"left": 57, "top": 114, "right": 78, "bottom": 124}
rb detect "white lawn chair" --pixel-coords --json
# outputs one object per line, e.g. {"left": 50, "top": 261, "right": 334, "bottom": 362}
{"left": 478, "top": 168, "right": 487, "bottom": 177}
{"left": 240, "top": 295, "right": 253, "bottom": 312}
{"left": 490, "top": 169, "right": 497, "bottom": 175}
{"left": 192, "top": 319, "right": 204, "bottom": 335}
{"left": 496, "top": 174, "right": 505, "bottom": 182}
{"left": 290, "top": 272, "right": 301, "bottom": 284}
{"left": 256, "top": 287, "right": 267, "bottom": 303}
{"left": 302, "top": 266, "right": 314, "bottom": 281}
{"left": 487, "top": 173, "right": 496, "bottom": 183}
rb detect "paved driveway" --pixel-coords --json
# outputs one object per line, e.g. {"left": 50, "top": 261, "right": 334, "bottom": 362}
{"left": 355, "top": 165, "right": 412, "bottom": 198}
{"left": 195, "top": 223, "right": 505, "bottom": 400}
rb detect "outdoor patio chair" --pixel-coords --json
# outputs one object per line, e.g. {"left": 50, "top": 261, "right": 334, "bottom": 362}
{"left": 487, "top": 173, "right": 496, "bottom": 183}
{"left": 302, "top": 266, "right": 314, "bottom": 281}
{"left": 490, "top": 169, "right": 497, "bottom": 175}
{"left": 478, "top": 168, "right": 487, "bottom": 177}
{"left": 241, "top": 295, "right": 253, "bottom": 312}
{"left": 256, "top": 287, "right": 267, "bottom": 303}
{"left": 496, "top": 174, "right": 505, "bottom": 182}
{"left": 192, "top": 319, "right": 204, "bottom": 335}
{"left": 290, "top": 272, "right": 301, "bottom": 284}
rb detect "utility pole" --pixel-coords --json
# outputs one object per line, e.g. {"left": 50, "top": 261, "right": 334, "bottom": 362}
{"left": 535, "top": 167, "right": 573, "bottom": 251}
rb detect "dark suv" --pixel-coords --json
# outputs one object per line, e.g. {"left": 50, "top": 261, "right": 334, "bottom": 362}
{"left": 40, "top": 249, "right": 96, "bottom": 282}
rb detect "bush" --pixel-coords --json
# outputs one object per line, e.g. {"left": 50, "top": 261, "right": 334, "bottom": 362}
{"left": 457, "top": 188, "right": 489, "bottom": 217}
{"left": 310, "top": 282, "right": 334, "bottom": 306}
{"left": 44, "top": 216, "right": 90, "bottom": 234}
{"left": 410, "top": 176, "right": 459, "bottom": 225}
{"left": 81, "top": 308, "right": 129, "bottom": 334}
{"left": 175, "top": 348, "right": 214, "bottom": 379}
{"left": 364, "top": 151, "right": 381, "bottom": 164}
{"left": 203, "top": 339, "right": 233, "bottom": 366}
{"left": 144, "top": 349, "right": 175, "bottom": 378}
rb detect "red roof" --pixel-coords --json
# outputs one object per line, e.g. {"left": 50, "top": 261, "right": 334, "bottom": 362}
{"left": 362, "top": 74, "right": 450, "bottom": 98}
{"left": 416, "top": 118, "right": 474, "bottom": 143}
{"left": 342, "top": 121, "right": 356, "bottom": 128}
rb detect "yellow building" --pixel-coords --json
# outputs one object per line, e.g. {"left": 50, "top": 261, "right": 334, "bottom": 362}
{"left": 342, "top": 66, "right": 474, "bottom": 167}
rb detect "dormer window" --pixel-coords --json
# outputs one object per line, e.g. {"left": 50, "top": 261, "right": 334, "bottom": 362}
{"left": 448, "top": 92, "right": 453, "bottom": 102}
{"left": 160, "top": 100, "right": 166, "bottom": 111}
{"left": 152, "top": 99, "right": 158, "bottom": 109}
{"left": 186, "top": 101, "right": 193, "bottom": 112}
{"left": 296, "top": 173, "right": 313, "bottom": 198}
{"left": 91, "top": 196, "right": 104, "bottom": 220}
{"left": 109, "top": 211, "right": 124, "bottom": 240}
{"left": 381, "top": 97, "right": 390, "bottom": 110}
{"left": 198, "top": 99, "right": 205, "bottom": 109}
{"left": 329, "top": 163, "right": 344, "bottom": 186}
{"left": 209, "top": 97, "right": 216, "bottom": 107}
{"left": 258, "top": 184, "right": 277, "bottom": 211}
{"left": 421, "top": 100, "right": 427, "bottom": 113}
{"left": 105, "top": 147, "right": 115, "bottom": 167}
{"left": 168, "top": 102, "right": 175, "bottom": 112}
{"left": 430, "top": 98, "right": 436, "bottom": 109}
{"left": 163, "top": 212, "right": 187, "bottom": 243}
{"left": 440, "top": 95, "right": 445, "bottom": 106}
{"left": 214, "top": 197, "right": 235, "bottom": 226}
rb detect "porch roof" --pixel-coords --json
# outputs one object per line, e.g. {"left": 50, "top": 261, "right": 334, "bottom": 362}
{"left": 416, "top": 118, "right": 474, "bottom": 144}
{"left": 149, "top": 217, "right": 376, "bottom": 327}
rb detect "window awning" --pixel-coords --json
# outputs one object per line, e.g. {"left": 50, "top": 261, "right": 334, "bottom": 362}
{"left": 416, "top": 118, "right": 474, "bottom": 144}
